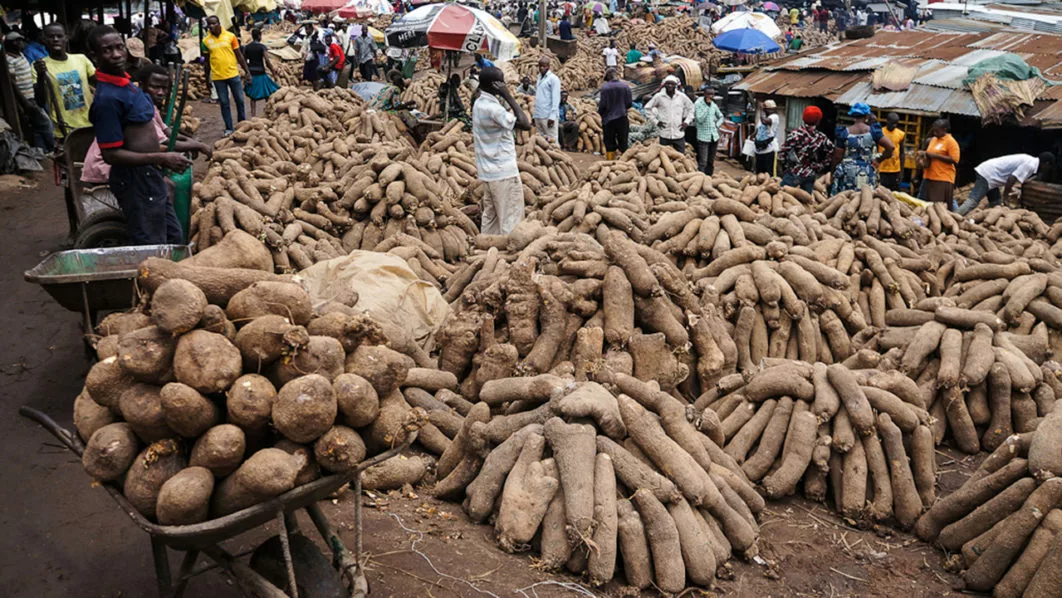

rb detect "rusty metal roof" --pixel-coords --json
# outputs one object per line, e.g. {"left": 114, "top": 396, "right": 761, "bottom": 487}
{"left": 752, "top": 28, "right": 1062, "bottom": 120}
{"left": 1029, "top": 99, "right": 1062, "bottom": 128}
{"left": 733, "top": 70, "right": 863, "bottom": 99}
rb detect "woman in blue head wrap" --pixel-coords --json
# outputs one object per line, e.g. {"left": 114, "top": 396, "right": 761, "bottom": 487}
{"left": 831, "top": 102, "right": 895, "bottom": 193}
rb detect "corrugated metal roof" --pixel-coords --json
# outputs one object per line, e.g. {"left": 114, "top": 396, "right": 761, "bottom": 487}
{"left": 912, "top": 62, "right": 969, "bottom": 88}
{"left": 1029, "top": 100, "right": 1062, "bottom": 128}
{"left": 753, "top": 27, "right": 1062, "bottom": 122}
{"left": 833, "top": 81, "right": 982, "bottom": 116}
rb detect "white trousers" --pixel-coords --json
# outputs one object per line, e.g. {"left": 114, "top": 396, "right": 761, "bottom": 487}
{"left": 480, "top": 175, "right": 525, "bottom": 235}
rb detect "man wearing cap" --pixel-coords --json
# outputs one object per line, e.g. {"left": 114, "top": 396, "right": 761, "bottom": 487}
{"left": 780, "top": 106, "right": 834, "bottom": 193}
{"left": 5, "top": 31, "right": 54, "bottom": 151}
{"left": 645, "top": 75, "right": 693, "bottom": 153}
{"left": 954, "top": 153, "right": 1055, "bottom": 216}
{"left": 693, "top": 86, "right": 724, "bottom": 175}
{"left": 753, "top": 99, "right": 780, "bottom": 174}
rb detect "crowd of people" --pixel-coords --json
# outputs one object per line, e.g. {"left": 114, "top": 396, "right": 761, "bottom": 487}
{"left": 763, "top": 102, "right": 1055, "bottom": 215}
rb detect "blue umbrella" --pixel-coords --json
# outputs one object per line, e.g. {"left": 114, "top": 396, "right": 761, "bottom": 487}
{"left": 712, "top": 27, "right": 781, "bottom": 53}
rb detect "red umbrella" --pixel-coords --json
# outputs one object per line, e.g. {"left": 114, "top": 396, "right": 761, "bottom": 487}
{"left": 302, "top": 0, "right": 347, "bottom": 12}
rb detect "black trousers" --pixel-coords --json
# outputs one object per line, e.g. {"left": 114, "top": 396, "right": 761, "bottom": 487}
{"left": 659, "top": 136, "right": 685, "bottom": 153}
{"left": 602, "top": 116, "right": 629, "bottom": 152}
{"left": 754, "top": 151, "right": 776, "bottom": 175}
{"left": 879, "top": 171, "right": 901, "bottom": 190}
{"left": 697, "top": 140, "right": 718, "bottom": 175}
{"left": 358, "top": 60, "right": 377, "bottom": 81}
{"left": 110, "top": 165, "right": 182, "bottom": 246}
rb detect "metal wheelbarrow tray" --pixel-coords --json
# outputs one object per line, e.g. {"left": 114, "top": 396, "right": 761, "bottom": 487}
{"left": 23, "top": 245, "right": 191, "bottom": 339}
{"left": 20, "top": 406, "right": 415, "bottom": 598}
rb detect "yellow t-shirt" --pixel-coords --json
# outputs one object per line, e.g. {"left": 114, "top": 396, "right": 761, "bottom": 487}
{"left": 925, "top": 134, "right": 960, "bottom": 183}
{"left": 31, "top": 54, "right": 96, "bottom": 133}
{"left": 204, "top": 30, "right": 241, "bottom": 81}
{"left": 790, "top": 8, "right": 799, "bottom": 23}
{"left": 878, "top": 127, "right": 905, "bottom": 173}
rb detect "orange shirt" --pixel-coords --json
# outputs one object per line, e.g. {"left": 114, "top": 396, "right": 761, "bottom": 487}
{"left": 925, "top": 133, "right": 960, "bottom": 183}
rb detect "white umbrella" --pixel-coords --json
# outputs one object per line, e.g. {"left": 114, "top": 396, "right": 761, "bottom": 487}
{"left": 711, "top": 11, "right": 781, "bottom": 38}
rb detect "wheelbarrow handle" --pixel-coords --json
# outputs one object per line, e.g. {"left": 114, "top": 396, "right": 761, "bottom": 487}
{"left": 19, "top": 406, "right": 85, "bottom": 456}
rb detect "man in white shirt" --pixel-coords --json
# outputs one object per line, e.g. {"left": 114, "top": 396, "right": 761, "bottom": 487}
{"left": 473, "top": 67, "right": 532, "bottom": 235}
{"left": 645, "top": 75, "right": 693, "bottom": 153}
{"left": 955, "top": 152, "right": 1055, "bottom": 215}
{"left": 602, "top": 39, "right": 619, "bottom": 70}
{"left": 533, "top": 56, "right": 561, "bottom": 143}
{"left": 856, "top": 8, "right": 867, "bottom": 26}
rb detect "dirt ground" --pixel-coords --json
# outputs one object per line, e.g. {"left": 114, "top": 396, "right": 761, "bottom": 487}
{"left": 0, "top": 104, "right": 973, "bottom": 598}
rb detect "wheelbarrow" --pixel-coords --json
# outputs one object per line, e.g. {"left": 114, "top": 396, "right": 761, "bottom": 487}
{"left": 23, "top": 244, "right": 191, "bottom": 348}
{"left": 19, "top": 406, "right": 417, "bottom": 598}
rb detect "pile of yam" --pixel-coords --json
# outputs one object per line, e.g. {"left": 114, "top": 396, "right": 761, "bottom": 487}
{"left": 188, "top": 87, "right": 478, "bottom": 274}
{"left": 76, "top": 258, "right": 452, "bottom": 524}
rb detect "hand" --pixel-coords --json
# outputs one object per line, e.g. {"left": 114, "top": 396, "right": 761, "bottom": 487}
{"left": 197, "top": 143, "right": 214, "bottom": 159}
{"left": 547, "top": 119, "right": 555, "bottom": 129}
{"left": 157, "top": 152, "right": 192, "bottom": 171}
{"left": 484, "top": 79, "right": 508, "bottom": 96}
{"left": 34, "top": 60, "right": 47, "bottom": 76}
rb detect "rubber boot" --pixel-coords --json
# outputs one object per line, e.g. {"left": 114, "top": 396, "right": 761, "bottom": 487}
{"left": 605, "top": 151, "right": 614, "bottom": 160}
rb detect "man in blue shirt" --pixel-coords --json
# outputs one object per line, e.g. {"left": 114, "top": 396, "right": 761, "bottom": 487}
{"left": 87, "top": 26, "right": 191, "bottom": 245}
{"left": 533, "top": 56, "right": 560, "bottom": 143}
{"left": 559, "top": 15, "right": 574, "bottom": 40}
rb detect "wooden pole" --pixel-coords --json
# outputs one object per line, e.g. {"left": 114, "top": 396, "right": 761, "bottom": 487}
{"left": 538, "top": 0, "right": 547, "bottom": 47}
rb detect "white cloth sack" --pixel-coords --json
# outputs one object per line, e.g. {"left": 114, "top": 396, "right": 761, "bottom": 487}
{"left": 297, "top": 251, "right": 450, "bottom": 350}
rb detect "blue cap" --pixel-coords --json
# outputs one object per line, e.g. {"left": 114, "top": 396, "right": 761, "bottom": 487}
{"left": 849, "top": 102, "right": 871, "bottom": 116}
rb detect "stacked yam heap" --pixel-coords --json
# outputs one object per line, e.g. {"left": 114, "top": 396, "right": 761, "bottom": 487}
{"left": 73, "top": 235, "right": 475, "bottom": 523}
{"left": 69, "top": 82, "right": 1062, "bottom": 592}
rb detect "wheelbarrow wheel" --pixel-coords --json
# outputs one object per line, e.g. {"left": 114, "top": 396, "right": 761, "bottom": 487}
{"left": 249, "top": 533, "right": 345, "bottom": 598}
{"left": 74, "top": 216, "right": 128, "bottom": 249}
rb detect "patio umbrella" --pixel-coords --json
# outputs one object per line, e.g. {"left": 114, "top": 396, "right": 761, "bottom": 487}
{"left": 712, "top": 27, "right": 781, "bottom": 53}
{"left": 762, "top": 1, "right": 780, "bottom": 11}
{"left": 337, "top": 0, "right": 394, "bottom": 18}
{"left": 587, "top": 1, "right": 609, "bottom": 14}
{"left": 711, "top": 10, "right": 781, "bottom": 37}
{"left": 385, "top": 3, "right": 520, "bottom": 61}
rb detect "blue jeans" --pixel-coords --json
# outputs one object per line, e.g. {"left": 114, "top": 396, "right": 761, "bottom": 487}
{"left": 781, "top": 172, "right": 815, "bottom": 194}
{"left": 955, "top": 174, "right": 1000, "bottom": 216}
{"left": 213, "top": 76, "right": 247, "bottom": 131}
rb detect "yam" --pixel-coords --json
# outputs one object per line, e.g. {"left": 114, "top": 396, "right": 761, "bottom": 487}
{"left": 272, "top": 374, "right": 338, "bottom": 443}
{"left": 190, "top": 424, "right": 246, "bottom": 477}
{"left": 212, "top": 448, "right": 298, "bottom": 516}
{"left": 173, "top": 330, "right": 242, "bottom": 394}
{"left": 156, "top": 467, "right": 215, "bottom": 525}
{"left": 150, "top": 279, "right": 208, "bottom": 335}
{"left": 123, "top": 439, "right": 186, "bottom": 520}
{"left": 82, "top": 422, "right": 139, "bottom": 482}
